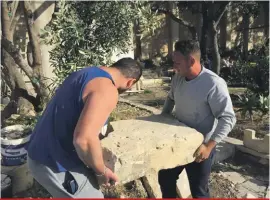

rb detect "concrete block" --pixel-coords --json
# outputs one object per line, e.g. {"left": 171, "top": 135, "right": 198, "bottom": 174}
{"left": 101, "top": 114, "right": 204, "bottom": 185}
{"left": 244, "top": 129, "right": 269, "bottom": 154}
{"left": 176, "top": 169, "right": 191, "bottom": 198}
{"left": 2, "top": 163, "right": 34, "bottom": 195}
{"left": 212, "top": 140, "right": 235, "bottom": 164}
{"left": 141, "top": 170, "right": 161, "bottom": 198}
{"left": 236, "top": 145, "right": 269, "bottom": 161}
{"left": 223, "top": 136, "right": 269, "bottom": 165}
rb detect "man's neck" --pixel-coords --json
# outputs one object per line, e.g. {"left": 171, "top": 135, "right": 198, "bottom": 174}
{"left": 100, "top": 66, "right": 121, "bottom": 88}
{"left": 185, "top": 64, "right": 202, "bottom": 81}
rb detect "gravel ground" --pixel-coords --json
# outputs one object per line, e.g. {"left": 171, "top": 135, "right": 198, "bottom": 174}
{"left": 15, "top": 167, "right": 239, "bottom": 198}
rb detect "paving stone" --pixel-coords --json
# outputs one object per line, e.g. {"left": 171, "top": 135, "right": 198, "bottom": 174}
{"left": 236, "top": 185, "right": 255, "bottom": 198}
{"left": 244, "top": 193, "right": 257, "bottom": 198}
{"left": 221, "top": 171, "right": 246, "bottom": 185}
{"left": 240, "top": 179, "right": 268, "bottom": 197}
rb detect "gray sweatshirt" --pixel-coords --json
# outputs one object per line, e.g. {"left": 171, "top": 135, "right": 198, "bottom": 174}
{"left": 163, "top": 67, "right": 236, "bottom": 143}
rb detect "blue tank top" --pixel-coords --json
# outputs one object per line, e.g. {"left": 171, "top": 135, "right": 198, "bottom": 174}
{"left": 27, "top": 67, "right": 114, "bottom": 172}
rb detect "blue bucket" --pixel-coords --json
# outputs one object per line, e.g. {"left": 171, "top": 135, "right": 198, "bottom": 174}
{"left": 1, "top": 125, "right": 32, "bottom": 166}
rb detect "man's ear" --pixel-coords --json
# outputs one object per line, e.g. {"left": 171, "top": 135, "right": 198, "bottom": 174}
{"left": 126, "top": 79, "right": 136, "bottom": 88}
{"left": 189, "top": 56, "right": 195, "bottom": 66}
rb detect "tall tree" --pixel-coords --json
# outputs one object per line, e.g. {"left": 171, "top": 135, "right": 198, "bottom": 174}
{"left": 43, "top": 1, "right": 160, "bottom": 91}
{"left": 151, "top": 1, "right": 230, "bottom": 74}
{"left": 1, "top": 1, "right": 53, "bottom": 123}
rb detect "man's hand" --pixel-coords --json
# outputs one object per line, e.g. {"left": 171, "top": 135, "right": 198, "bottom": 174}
{"left": 194, "top": 140, "right": 216, "bottom": 163}
{"left": 96, "top": 167, "right": 119, "bottom": 187}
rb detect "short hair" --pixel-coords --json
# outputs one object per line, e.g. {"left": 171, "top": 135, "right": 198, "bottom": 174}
{"left": 174, "top": 40, "right": 201, "bottom": 59}
{"left": 111, "top": 57, "right": 142, "bottom": 82}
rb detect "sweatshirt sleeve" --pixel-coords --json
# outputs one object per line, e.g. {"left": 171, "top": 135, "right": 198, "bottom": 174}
{"left": 168, "top": 75, "right": 176, "bottom": 100}
{"left": 207, "top": 79, "right": 236, "bottom": 143}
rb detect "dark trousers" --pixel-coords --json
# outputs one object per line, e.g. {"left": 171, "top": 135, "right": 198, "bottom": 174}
{"left": 158, "top": 148, "right": 215, "bottom": 198}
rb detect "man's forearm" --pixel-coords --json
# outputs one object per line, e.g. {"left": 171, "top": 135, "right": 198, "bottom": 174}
{"left": 205, "top": 139, "right": 216, "bottom": 150}
{"left": 210, "top": 115, "right": 236, "bottom": 143}
{"left": 162, "top": 96, "right": 175, "bottom": 114}
{"left": 74, "top": 136, "right": 105, "bottom": 174}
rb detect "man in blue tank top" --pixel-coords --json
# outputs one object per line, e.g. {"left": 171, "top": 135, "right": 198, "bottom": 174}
{"left": 27, "top": 58, "right": 142, "bottom": 198}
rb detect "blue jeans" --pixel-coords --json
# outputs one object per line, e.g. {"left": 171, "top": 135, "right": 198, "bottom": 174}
{"left": 158, "top": 148, "right": 216, "bottom": 198}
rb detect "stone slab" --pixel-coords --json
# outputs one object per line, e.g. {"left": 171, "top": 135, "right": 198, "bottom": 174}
{"left": 240, "top": 179, "right": 268, "bottom": 198}
{"left": 221, "top": 171, "right": 246, "bottom": 185}
{"left": 236, "top": 145, "right": 269, "bottom": 161}
{"left": 223, "top": 137, "right": 269, "bottom": 163}
{"left": 101, "top": 114, "right": 204, "bottom": 184}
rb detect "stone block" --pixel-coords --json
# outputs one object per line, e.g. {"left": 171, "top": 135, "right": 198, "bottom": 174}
{"left": 141, "top": 170, "right": 161, "bottom": 198}
{"left": 176, "top": 169, "right": 191, "bottom": 198}
{"left": 101, "top": 114, "right": 204, "bottom": 185}
{"left": 2, "top": 163, "right": 34, "bottom": 195}
{"left": 243, "top": 129, "right": 269, "bottom": 154}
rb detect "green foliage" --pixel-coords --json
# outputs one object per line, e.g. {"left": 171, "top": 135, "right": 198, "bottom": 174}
{"left": 226, "top": 55, "right": 269, "bottom": 97}
{"left": 236, "top": 91, "right": 258, "bottom": 121}
{"left": 42, "top": 1, "right": 159, "bottom": 93}
{"left": 257, "top": 95, "right": 269, "bottom": 118}
{"left": 246, "top": 56, "right": 269, "bottom": 96}
{"left": 236, "top": 90, "right": 269, "bottom": 121}
{"left": 144, "top": 89, "right": 152, "bottom": 94}
{"left": 226, "top": 60, "right": 251, "bottom": 87}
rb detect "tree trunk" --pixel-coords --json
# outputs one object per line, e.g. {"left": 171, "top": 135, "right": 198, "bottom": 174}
{"left": 166, "top": 2, "right": 173, "bottom": 57}
{"left": 242, "top": 13, "right": 249, "bottom": 60}
{"left": 1, "top": 1, "right": 51, "bottom": 124}
{"left": 219, "top": 11, "right": 227, "bottom": 51}
{"left": 206, "top": 2, "right": 229, "bottom": 75}
{"left": 1, "top": 1, "right": 35, "bottom": 124}
{"left": 263, "top": 2, "right": 269, "bottom": 40}
{"left": 133, "top": 19, "right": 142, "bottom": 60}
{"left": 200, "top": 2, "right": 208, "bottom": 61}
{"left": 209, "top": 22, "right": 221, "bottom": 75}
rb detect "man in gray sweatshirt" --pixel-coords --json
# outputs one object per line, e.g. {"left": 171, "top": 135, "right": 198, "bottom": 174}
{"left": 159, "top": 40, "right": 236, "bottom": 198}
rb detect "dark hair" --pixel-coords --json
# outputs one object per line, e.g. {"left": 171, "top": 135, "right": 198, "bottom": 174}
{"left": 174, "top": 40, "right": 201, "bottom": 58}
{"left": 111, "top": 57, "right": 142, "bottom": 81}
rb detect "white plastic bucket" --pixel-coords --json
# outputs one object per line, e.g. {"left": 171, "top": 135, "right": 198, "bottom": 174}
{"left": 1, "top": 125, "right": 32, "bottom": 166}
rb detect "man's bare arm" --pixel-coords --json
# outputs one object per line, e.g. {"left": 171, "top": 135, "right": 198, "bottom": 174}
{"left": 73, "top": 78, "right": 118, "bottom": 174}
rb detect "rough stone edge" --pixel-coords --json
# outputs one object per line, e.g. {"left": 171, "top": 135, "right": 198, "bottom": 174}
{"left": 118, "top": 97, "right": 161, "bottom": 115}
